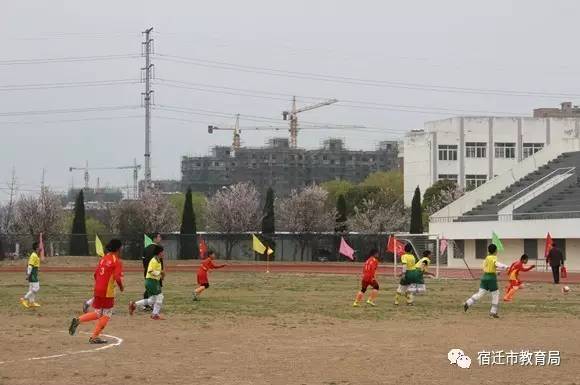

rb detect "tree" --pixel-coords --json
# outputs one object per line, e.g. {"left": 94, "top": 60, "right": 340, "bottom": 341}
{"left": 180, "top": 187, "right": 198, "bottom": 259}
{"left": 14, "top": 189, "right": 64, "bottom": 240}
{"left": 168, "top": 191, "right": 208, "bottom": 230}
{"left": 277, "top": 185, "right": 336, "bottom": 260}
{"left": 70, "top": 190, "right": 89, "bottom": 256}
{"left": 409, "top": 186, "right": 424, "bottom": 234}
{"left": 348, "top": 198, "right": 409, "bottom": 233}
{"left": 361, "top": 170, "right": 403, "bottom": 197}
{"left": 206, "top": 182, "right": 261, "bottom": 257}
{"left": 261, "top": 187, "right": 275, "bottom": 234}
{"left": 422, "top": 180, "right": 464, "bottom": 216}
{"left": 335, "top": 194, "right": 348, "bottom": 232}
{"left": 321, "top": 179, "right": 354, "bottom": 206}
{"left": 344, "top": 185, "right": 397, "bottom": 215}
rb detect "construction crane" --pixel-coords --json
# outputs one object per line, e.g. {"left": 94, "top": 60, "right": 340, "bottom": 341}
{"left": 209, "top": 113, "right": 365, "bottom": 154}
{"left": 282, "top": 96, "right": 338, "bottom": 148}
{"left": 68, "top": 159, "right": 142, "bottom": 199}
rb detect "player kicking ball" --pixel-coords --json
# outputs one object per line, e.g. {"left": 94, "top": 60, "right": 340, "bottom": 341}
{"left": 407, "top": 250, "right": 435, "bottom": 296}
{"left": 353, "top": 249, "right": 380, "bottom": 307}
{"left": 463, "top": 244, "right": 507, "bottom": 318}
{"left": 395, "top": 243, "right": 421, "bottom": 306}
{"left": 69, "top": 239, "right": 125, "bottom": 344}
{"left": 192, "top": 250, "right": 226, "bottom": 301}
{"left": 129, "top": 245, "right": 165, "bottom": 320}
{"left": 503, "top": 254, "right": 535, "bottom": 302}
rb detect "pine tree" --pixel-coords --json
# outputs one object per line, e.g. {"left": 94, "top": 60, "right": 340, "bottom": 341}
{"left": 261, "top": 187, "right": 275, "bottom": 234}
{"left": 409, "top": 186, "right": 424, "bottom": 234}
{"left": 335, "top": 194, "right": 348, "bottom": 232}
{"left": 180, "top": 187, "right": 198, "bottom": 259}
{"left": 70, "top": 190, "right": 89, "bottom": 256}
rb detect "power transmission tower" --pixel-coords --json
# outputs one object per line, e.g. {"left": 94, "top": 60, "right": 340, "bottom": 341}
{"left": 3, "top": 167, "right": 17, "bottom": 232}
{"left": 141, "top": 27, "right": 154, "bottom": 192}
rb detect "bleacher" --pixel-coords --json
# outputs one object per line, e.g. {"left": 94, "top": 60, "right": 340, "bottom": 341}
{"left": 458, "top": 151, "right": 580, "bottom": 222}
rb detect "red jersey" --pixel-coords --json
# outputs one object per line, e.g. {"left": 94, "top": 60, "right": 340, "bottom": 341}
{"left": 362, "top": 256, "right": 379, "bottom": 280}
{"left": 507, "top": 261, "right": 533, "bottom": 281}
{"left": 93, "top": 252, "right": 124, "bottom": 299}
{"left": 197, "top": 257, "right": 225, "bottom": 274}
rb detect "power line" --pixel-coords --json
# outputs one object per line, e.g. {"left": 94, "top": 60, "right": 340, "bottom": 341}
{"left": 0, "top": 105, "right": 141, "bottom": 117}
{"left": 155, "top": 53, "right": 580, "bottom": 99}
{"left": 0, "top": 79, "right": 140, "bottom": 91}
{"left": 0, "top": 115, "right": 142, "bottom": 125}
{"left": 0, "top": 54, "right": 140, "bottom": 66}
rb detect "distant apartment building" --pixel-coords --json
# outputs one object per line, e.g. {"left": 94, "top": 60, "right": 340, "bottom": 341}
{"left": 181, "top": 138, "right": 399, "bottom": 195}
{"left": 404, "top": 116, "right": 580, "bottom": 205}
{"left": 534, "top": 101, "right": 580, "bottom": 118}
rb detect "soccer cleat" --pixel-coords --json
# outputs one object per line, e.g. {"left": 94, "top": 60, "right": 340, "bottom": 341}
{"left": 30, "top": 302, "right": 41, "bottom": 307}
{"left": 352, "top": 301, "right": 360, "bottom": 307}
{"left": 89, "top": 337, "right": 108, "bottom": 344}
{"left": 366, "top": 299, "right": 377, "bottom": 307}
{"left": 463, "top": 303, "right": 469, "bottom": 312}
{"left": 151, "top": 314, "right": 165, "bottom": 320}
{"left": 82, "top": 301, "right": 90, "bottom": 314}
{"left": 406, "top": 302, "right": 415, "bottom": 306}
{"left": 489, "top": 313, "right": 500, "bottom": 319}
{"left": 192, "top": 292, "right": 199, "bottom": 302}
{"left": 20, "top": 298, "right": 30, "bottom": 308}
{"left": 68, "top": 318, "right": 80, "bottom": 336}
{"left": 128, "top": 301, "right": 136, "bottom": 316}
{"left": 503, "top": 297, "right": 512, "bottom": 302}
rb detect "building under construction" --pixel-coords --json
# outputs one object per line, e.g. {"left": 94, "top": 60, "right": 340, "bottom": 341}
{"left": 181, "top": 138, "right": 399, "bottom": 195}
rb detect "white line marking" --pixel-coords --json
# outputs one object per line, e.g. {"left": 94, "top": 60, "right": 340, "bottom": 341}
{"left": 0, "top": 331, "right": 123, "bottom": 365}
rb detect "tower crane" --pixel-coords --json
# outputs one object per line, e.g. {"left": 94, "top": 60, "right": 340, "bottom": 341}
{"left": 68, "top": 159, "right": 142, "bottom": 199}
{"left": 282, "top": 96, "right": 338, "bottom": 148}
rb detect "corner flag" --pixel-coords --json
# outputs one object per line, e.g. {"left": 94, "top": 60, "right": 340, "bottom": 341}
{"left": 95, "top": 234, "right": 104, "bottom": 257}
{"left": 252, "top": 234, "right": 273, "bottom": 255}
{"left": 144, "top": 234, "right": 154, "bottom": 248}
{"left": 491, "top": 231, "right": 504, "bottom": 252}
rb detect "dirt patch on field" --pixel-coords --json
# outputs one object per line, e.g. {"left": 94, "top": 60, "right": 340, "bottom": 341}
{"left": 1, "top": 313, "right": 579, "bottom": 385}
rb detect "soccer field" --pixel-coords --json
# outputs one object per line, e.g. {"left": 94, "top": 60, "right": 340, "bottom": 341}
{"left": 1, "top": 268, "right": 579, "bottom": 385}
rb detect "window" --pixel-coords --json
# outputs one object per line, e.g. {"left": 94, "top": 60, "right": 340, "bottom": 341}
{"left": 466, "top": 142, "right": 487, "bottom": 158}
{"left": 523, "top": 143, "right": 544, "bottom": 159}
{"left": 524, "top": 239, "right": 538, "bottom": 260}
{"left": 475, "top": 239, "right": 488, "bottom": 259}
{"left": 453, "top": 240, "right": 465, "bottom": 259}
{"left": 438, "top": 174, "right": 458, "bottom": 183}
{"left": 438, "top": 145, "right": 458, "bottom": 161}
{"left": 494, "top": 142, "right": 516, "bottom": 159}
{"left": 466, "top": 174, "right": 487, "bottom": 190}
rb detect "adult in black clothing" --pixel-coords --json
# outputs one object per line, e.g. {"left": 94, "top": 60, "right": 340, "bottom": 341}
{"left": 547, "top": 243, "right": 565, "bottom": 284}
{"left": 143, "top": 233, "right": 163, "bottom": 300}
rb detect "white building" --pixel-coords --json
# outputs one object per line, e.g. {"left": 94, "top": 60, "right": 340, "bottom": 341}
{"left": 404, "top": 116, "right": 580, "bottom": 205}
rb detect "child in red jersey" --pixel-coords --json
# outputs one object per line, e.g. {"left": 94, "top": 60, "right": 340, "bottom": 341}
{"left": 68, "top": 239, "right": 125, "bottom": 344}
{"left": 353, "top": 249, "right": 380, "bottom": 307}
{"left": 192, "top": 250, "right": 226, "bottom": 301}
{"left": 503, "top": 254, "right": 535, "bottom": 302}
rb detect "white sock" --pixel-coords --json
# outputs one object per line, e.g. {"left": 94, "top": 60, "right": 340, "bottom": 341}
{"left": 135, "top": 299, "right": 149, "bottom": 309}
{"left": 24, "top": 290, "right": 34, "bottom": 301}
{"left": 86, "top": 298, "right": 93, "bottom": 306}
{"left": 466, "top": 288, "right": 487, "bottom": 307}
{"left": 490, "top": 291, "right": 499, "bottom": 314}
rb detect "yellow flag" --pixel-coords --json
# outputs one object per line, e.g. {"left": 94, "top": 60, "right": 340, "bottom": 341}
{"left": 95, "top": 234, "right": 104, "bottom": 257}
{"left": 251, "top": 234, "right": 266, "bottom": 253}
{"left": 267, "top": 247, "right": 274, "bottom": 256}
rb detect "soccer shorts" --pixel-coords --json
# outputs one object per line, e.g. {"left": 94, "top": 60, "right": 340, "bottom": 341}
{"left": 92, "top": 296, "right": 114, "bottom": 309}
{"left": 399, "top": 270, "right": 421, "bottom": 286}
{"left": 197, "top": 271, "right": 209, "bottom": 286}
{"left": 145, "top": 278, "right": 162, "bottom": 296}
{"left": 361, "top": 278, "right": 379, "bottom": 293}
{"left": 480, "top": 273, "right": 499, "bottom": 292}
{"left": 507, "top": 279, "right": 522, "bottom": 288}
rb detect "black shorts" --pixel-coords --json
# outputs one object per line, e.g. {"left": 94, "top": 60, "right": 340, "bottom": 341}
{"left": 361, "top": 279, "right": 379, "bottom": 293}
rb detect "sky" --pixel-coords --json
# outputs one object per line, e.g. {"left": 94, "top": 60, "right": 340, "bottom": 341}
{"left": 2, "top": 0, "right": 580, "bottom": 200}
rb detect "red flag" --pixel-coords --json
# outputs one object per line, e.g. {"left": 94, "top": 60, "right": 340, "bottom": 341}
{"left": 199, "top": 239, "right": 208, "bottom": 259}
{"left": 386, "top": 235, "right": 405, "bottom": 255}
{"left": 544, "top": 232, "right": 553, "bottom": 263}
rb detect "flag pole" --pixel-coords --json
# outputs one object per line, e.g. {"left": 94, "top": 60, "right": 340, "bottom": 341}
{"left": 435, "top": 237, "right": 440, "bottom": 279}
{"left": 266, "top": 250, "right": 270, "bottom": 274}
{"left": 393, "top": 234, "right": 398, "bottom": 278}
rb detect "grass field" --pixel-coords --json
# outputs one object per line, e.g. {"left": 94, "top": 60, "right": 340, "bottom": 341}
{"left": 1, "top": 267, "right": 579, "bottom": 385}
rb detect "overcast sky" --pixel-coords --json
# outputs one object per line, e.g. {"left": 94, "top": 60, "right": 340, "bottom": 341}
{"left": 1, "top": 0, "right": 579, "bottom": 199}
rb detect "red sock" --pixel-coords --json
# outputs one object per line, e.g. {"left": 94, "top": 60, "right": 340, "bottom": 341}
{"left": 79, "top": 311, "right": 99, "bottom": 323}
{"left": 91, "top": 315, "right": 110, "bottom": 338}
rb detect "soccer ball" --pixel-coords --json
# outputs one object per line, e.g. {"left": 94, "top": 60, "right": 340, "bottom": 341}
{"left": 562, "top": 286, "right": 571, "bottom": 294}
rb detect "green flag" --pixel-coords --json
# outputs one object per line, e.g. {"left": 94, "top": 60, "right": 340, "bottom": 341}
{"left": 144, "top": 234, "right": 154, "bottom": 248}
{"left": 491, "top": 231, "right": 504, "bottom": 252}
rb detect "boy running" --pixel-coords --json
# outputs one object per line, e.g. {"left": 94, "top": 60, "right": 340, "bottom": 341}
{"left": 408, "top": 250, "right": 435, "bottom": 295}
{"left": 69, "top": 239, "right": 125, "bottom": 344}
{"left": 503, "top": 254, "right": 535, "bottom": 302}
{"left": 20, "top": 242, "right": 42, "bottom": 308}
{"left": 129, "top": 245, "right": 165, "bottom": 320}
{"left": 463, "top": 244, "right": 507, "bottom": 318}
{"left": 353, "top": 248, "right": 380, "bottom": 307}
{"left": 395, "top": 243, "right": 420, "bottom": 305}
{"left": 192, "top": 250, "right": 226, "bottom": 301}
